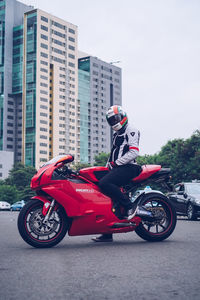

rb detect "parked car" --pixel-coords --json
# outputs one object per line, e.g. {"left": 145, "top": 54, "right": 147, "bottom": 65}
{"left": 10, "top": 200, "right": 25, "bottom": 211}
{"left": 168, "top": 182, "right": 200, "bottom": 220}
{"left": 0, "top": 201, "right": 11, "bottom": 211}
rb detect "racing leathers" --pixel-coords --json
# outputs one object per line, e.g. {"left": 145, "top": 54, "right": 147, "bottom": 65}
{"left": 107, "top": 123, "right": 140, "bottom": 167}
{"left": 98, "top": 123, "right": 142, "bottom": 217}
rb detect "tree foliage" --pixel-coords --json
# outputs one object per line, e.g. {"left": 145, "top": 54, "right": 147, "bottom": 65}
{"left": 0, "top": 185, "right": 19, "bottom": 204}
{"left": 73, "top": 162, "right": 90, "bottom": 171}
{"left": 137, "top": 130, "right": 200, "bottom": 183}
{"left": 5, "top": 163, "right": 36, "bottom": 190}
{"left": 94, "top": 152, "right": 109, "bottom": 166}
{"left": 2, "top": 163, "right": 37, "bottom": 204}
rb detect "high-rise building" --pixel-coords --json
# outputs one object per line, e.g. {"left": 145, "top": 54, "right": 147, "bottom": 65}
{"left": 0, "top": 150, "right": 14, "bottom": 179}
{"left": 0, "top": 0, "right": 122, "bottom": 169}
{"left": 0, "top": 0, "right": 78, "bottom": 169}
{"left": 21, "top": 9, "right": 78, "bottom": 168}
{"left": 0, "top": 0, "right": 32, "bottom": 155}
{"left": 78, "top": 55, "right": 122, "bottom": 164}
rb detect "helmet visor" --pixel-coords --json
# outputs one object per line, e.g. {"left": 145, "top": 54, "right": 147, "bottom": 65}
{"left": 107, "top": 114, "right": 122, "bottom": 126}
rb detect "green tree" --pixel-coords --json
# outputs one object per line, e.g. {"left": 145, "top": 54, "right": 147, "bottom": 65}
{"left": 94, "top": 152, "right": 109, "bottom": 166}
{"left": 138, "top": 130, "right": 200, "bottom": 183}
{"left": 5, "top": 163, "right": 37, "bottom": 201}
{"left": 73, "top": 162, "right": 90, "bottom": 171}
{"left": 5, "top": 163, "right": 36, "bottom": 190}
{"left": 0, "top": 185, "right": 19, "bottom": 204}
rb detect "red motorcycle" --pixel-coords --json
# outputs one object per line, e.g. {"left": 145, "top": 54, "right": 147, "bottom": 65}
{"left": 18, "top": 155, "right": 176, "bottom": 248}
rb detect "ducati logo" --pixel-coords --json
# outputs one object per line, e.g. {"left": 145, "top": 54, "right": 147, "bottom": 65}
{"left": 76, "top": 189, "right": 94, "bottom": 193}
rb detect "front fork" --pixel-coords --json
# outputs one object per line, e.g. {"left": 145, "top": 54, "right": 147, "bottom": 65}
{"left": 42, "top": 199, "right": 55, "bottom": 224}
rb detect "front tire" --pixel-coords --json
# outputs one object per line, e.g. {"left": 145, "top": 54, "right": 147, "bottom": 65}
{"left": 18, "top": 200, "right": 69, "bottom": 248}
{"left": 135, "top": 194, "right": 177, "bottom": 242}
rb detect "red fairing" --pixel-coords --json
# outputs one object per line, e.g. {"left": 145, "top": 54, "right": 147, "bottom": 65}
{"left": 28, "top": 157, "right": 163, "bottom": 236}
{"left": 133, "top": 165, "right": 161, "bottom": 182}
{"left": 79, "top": 166, "right": 108, "bottom": 182}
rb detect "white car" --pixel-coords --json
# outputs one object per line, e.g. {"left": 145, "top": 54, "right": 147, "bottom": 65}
{"left": 0, "top": 201, "right": 11, "bottom": 211}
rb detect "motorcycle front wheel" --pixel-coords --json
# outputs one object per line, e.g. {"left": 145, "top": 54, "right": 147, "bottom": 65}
{"left": 18, "top": 200, "right": 69, "bottom": 248}
{"left": 135, "top": 194, "right": 177, "bottom": 242}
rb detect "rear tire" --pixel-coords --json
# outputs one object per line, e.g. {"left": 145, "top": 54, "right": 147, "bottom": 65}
{"left": 135, "top": 193, "right": 177, "bottom": 242}
{"left": 18, "top": 200, "right": 69, "bottom": 248}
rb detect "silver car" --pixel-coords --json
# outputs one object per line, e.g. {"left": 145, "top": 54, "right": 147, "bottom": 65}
{"left": 0, "top": 201, "right": 11, "bottom": 211}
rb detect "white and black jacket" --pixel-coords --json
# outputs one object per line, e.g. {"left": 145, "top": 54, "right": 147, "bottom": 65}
{"left": 108, "top": 124, "right": 140, "bottom": 166}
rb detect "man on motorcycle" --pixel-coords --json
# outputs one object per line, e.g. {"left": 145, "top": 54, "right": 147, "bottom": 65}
{"left": 92, "top": 105, "right": 142, "bottom": 242}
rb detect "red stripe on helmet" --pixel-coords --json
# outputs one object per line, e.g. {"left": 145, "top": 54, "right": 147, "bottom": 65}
{"left": 129, "top": 146, "right": 139, "bottom": 151}
{"left": 113, "top": 105, "right": 118, "bottom": 114}
{"left": 120, "top": 117, "right": 127, "bottom": 126}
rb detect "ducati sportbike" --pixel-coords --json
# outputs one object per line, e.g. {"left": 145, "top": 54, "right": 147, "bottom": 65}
{"left": 18, "top": 155, "right": 176, "bottom": 248}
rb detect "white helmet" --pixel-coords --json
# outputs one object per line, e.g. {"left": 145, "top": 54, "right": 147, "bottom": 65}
{"left": 106, "top": 105, "right": 128, "bottom": 131}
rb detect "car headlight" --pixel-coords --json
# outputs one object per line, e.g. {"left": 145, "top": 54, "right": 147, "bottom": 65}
{"left": 195, "top": 199, "right": 200, "bottom": 205}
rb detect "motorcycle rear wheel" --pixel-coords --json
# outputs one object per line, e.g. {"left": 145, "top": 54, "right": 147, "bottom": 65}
{"left": 135, "top": 194, "right": 177, "bottom": 242}
{"left": 18, "top": 200, "right": 69, "bottom": 248}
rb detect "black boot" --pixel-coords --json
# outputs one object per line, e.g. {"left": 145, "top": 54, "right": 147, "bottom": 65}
{"left": 91, "top": 234, "right": 113, "bottom": 242}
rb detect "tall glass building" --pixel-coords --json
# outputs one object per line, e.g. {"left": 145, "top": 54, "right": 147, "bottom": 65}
{"left": 0, "top": 0, "right": 122, "bottom": 169}
{"left": 78, "top": 55, "right": 122, "bottom": 164}
{"left": 78, "top": 58, "right": 90, "bottom": 163}
{"left": 0, "top": 0, "right": 78, "bottom": 169}
{"left": 0, "top": 0, "right": 31, "bottom": 155}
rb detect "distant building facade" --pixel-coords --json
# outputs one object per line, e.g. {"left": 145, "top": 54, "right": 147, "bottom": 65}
{"left": 0, "top": 151, "right": 14, "bottom": 179}
{"left": 0, "top": 0, "right": 122, "bottom": 169}
{"left": 78, "top": 55, "right": 122, "bottom": 164}
{"left": 0, "top": 0, "right": 32, "bottom": 158}
{"left": 21, "top": 9, "right": 78, "bottom": 169}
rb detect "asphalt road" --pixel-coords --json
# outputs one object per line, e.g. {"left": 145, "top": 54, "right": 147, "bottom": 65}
{"left": 0, "top": 212, "right": 199, "bottom": 300}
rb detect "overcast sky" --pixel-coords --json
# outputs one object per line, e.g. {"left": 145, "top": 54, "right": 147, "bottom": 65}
{"left": 21, "top": 0, "right": 200, "bottom": 155}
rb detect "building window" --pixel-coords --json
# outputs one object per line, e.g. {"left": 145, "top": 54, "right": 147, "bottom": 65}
{"left": 40, "top": 112, "right": 48, "bottom": 117}
{"left": 40, "top": 90, "right": 48, "bottom": 95}
{"left": 41, "top": 16, "right": 48, "bottom": 23}
{"left": 68, "top": 53, "right": 75, "bottom": 59}
{"left": 52, "top": 38, "right": 65, "bottom": 47}
{"left": 41, "top": 43, "right": 48, "bottom": 49}
{"left": 68, "top": 36, "right": 75, "bottom": 42}
{"left": 52, "top": 21, "right": 65, "bottom": 30}
{"left": 41, "top": 25, "right": 48, "bottom": 32}
{"left": 68, "top": 62, "right": 75, "bottom": 68}
{"left": 52, "top": 47, "right": 65, "bottom": 55}
{"left": 40, "top": 82, "right": 48, "bottom": 88}
{"left": 40, "top": 105, "right": 48, "bottom": 110}
{"left": 52, "top": 29, "right": 65, "bottom": 38}
{"left": 69, "top": 28, "right": 75, "bottom": 34}
{"left": 40, "top": 68, "right": 48, "bottom": 73}
{"left": 41, "top": 52, "right": 48, "bottom": 58}
{"left": 40, "top": 75, "right": 48, "bottom": 80}
{"left": 68, "top": 45, "right": 75, "bottom": 51}
{"left": 40, "top": 127, "right": 47, "bottom": 132}
{"left": 41, "top": 60, "right": 48, "bottom": 66}
{"left": 40, "top": 97, "right": 48, "bottom": 102}
{"left": 40, "top": 150, "right": 47, "bottom": 154}
{"left": 41, "top": 34, "right": 48, "bottom": 41}
{"left": 40, "top": 135, "right": 47, "bottom": 139}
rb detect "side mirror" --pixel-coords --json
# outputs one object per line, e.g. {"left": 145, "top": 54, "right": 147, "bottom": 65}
{"left": 184, "top": 193, "right": 188, "bottom": 199}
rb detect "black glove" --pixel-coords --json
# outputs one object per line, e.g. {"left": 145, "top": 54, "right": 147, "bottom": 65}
{"left": 107, "top": 161, "right": 118, "bottom": 170}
